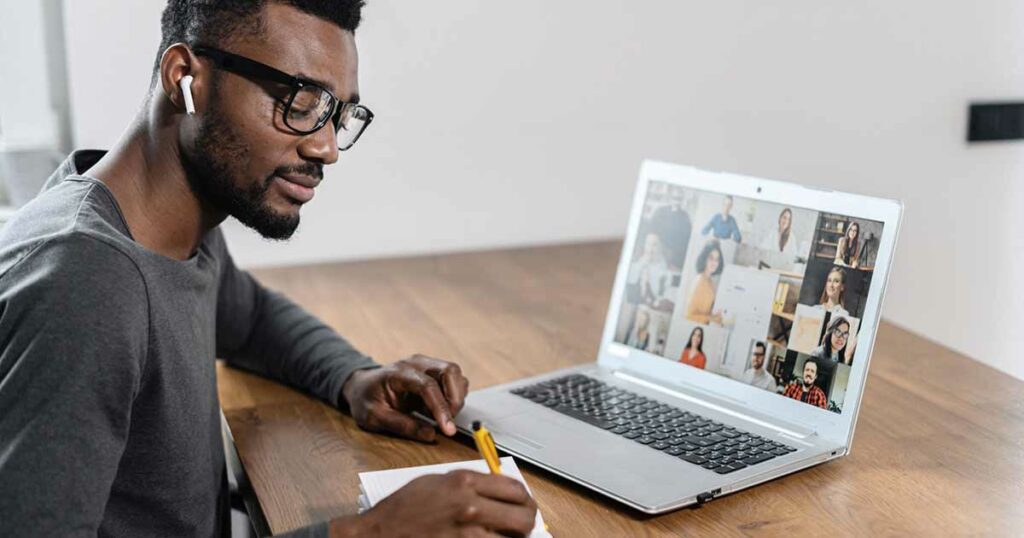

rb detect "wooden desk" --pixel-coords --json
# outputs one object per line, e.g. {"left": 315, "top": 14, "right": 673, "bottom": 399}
{"left": 217, "top": 241, "right": 1024, "bottom": 537}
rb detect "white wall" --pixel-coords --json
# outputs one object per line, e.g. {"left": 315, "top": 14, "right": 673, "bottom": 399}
{"left": 0, "top": 0, "right": 59, "bottom": 150}
{"left": 61, "top": 1, "right": 1024, "bottom": 381}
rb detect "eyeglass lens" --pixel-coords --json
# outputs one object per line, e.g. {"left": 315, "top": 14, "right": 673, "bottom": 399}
{"left": 285, "top": 85, "right": 369, "bottom": 150}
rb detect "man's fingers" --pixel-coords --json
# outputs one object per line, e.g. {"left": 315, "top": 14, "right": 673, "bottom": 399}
{"left": 405, "top": 355, "right": 470, "bottom": 425}
{"left": 457, "top": 497, "right": 537, "bottom": 538}
{"left": 445, "top": 471, "right": 537, "bottom": 538}
{"left": 390, "top": 368, "right": 455, "bottom": 436}
{"left": 365, "top": 404, "right": 436, "bottom": 442}
{"left": 456, "top": 471, "right": 536, "bottom": 506}
{"left": 440, "top": 366, "right": 468, "bottom": 416}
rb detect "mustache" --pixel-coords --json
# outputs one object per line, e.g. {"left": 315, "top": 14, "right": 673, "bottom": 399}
{"left": 273, "top": 162, "right": 324, "bottom": 180}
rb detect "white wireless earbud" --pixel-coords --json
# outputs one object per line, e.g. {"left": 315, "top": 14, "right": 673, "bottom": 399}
{"left": 179, "top": 75, "right": 196, "bottom": 115}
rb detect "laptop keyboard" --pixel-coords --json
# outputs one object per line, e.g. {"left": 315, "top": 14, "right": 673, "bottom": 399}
{"left": 510, "top": 374, "right": 797, "bottom": 474}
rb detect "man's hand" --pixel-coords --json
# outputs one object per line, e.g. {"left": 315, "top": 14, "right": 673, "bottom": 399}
{"left": 332, "top": 470, "right": 538, "bottom": 538}
{"left": 342, "top": 355, "right": 470, "bottom": 442}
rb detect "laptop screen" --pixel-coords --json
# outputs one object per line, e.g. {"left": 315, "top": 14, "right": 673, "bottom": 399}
{"left": 613, "top": 181, "right": 884, "bottom": 414}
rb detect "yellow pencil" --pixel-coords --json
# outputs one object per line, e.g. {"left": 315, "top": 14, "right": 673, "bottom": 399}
{"left": 472, "top": 421, "right": 551, "bottom": 534}
{"left": 471, "top": 421, "right": 502, "bottom": 474}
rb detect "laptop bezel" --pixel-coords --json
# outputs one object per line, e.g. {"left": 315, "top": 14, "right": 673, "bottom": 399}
{"left": 596, "top": 160, "right": 902, "bottom": 446}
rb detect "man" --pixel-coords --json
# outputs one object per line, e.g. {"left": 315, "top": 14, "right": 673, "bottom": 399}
{"left": 0, "top": 1, "right": 537, "bottom": 537}
{"left": 647, "top": 187, "right": 692, "bottom": 270}
{"left": 740, "top": 342, "right": 778, "bottom": 392}
{"left": 701, "top": 194, "right": 742, "bottom": 241}
{"left": 783, "top": 358, "right": 828, "bottom": 409}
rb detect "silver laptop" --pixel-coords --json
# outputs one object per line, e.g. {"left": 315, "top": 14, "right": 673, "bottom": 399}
{"left": 455, "top": 160, "right": 902, "bottom": 513}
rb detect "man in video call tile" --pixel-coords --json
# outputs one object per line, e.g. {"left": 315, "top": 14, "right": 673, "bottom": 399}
{"left": 648, "top": 188, "right": 692, "bottom": 269}
{"left": 740, "top": 342, "right": 777, "bottom": 392}
{"left": 783, "top": 358, "right": 828, "bottom": 409}
{"left": 701, "top": 195, "right": 742, "bottom": 242}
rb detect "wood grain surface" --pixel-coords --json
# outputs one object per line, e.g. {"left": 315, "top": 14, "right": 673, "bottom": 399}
{"left": 217, "top": 241, "right": 1024, "bottom": 537}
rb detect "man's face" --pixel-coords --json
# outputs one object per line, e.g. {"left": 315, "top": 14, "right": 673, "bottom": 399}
{"left": 802, "top": 361, "right": 817, "bottom": 386}
{"left": 752, "top": 346, "right": 765, "bottom": 369}
{"left": 723, "top": 197, "right": 733, "bottom": 215}
{"left": 183, "top": 4, "right": 359, "bottom": 239}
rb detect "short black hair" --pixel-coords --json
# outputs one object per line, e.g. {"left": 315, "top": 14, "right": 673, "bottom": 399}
{"left": 695, "top": 239, "right": 724, "bottom": 276}
{"left": 753, "top": 342, "right": 766, "bottom": 354}
{"left": 803, "top": 357, "right": 819, "bottom": 372}
{"left": 155, "top": 0, "right": 365, "bottom": 72}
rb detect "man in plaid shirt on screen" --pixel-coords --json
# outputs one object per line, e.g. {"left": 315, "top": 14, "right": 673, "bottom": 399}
{"left": 783, "top": 358, "right": 828, "bottom": 409}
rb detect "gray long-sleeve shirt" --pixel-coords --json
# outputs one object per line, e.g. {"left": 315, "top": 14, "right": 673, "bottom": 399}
{"left": 0, "top": 150, "right": 378, "bottom": 537}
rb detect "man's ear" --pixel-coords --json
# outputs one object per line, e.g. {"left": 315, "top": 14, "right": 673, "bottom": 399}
{"left": 159, "top": 43, "right": 204, "bottom": 115}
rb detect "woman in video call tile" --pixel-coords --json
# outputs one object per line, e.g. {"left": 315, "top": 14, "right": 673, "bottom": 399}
{"left": 627, "top": 309, "right": 652, "bottom": 349}
{"left": 678, "top": 326, "right": 707, "bottom": 369}
{"left": 759, "top": 207, "right": 797, "bottom": 257}
{"left": 834, "top": 221, "right": 861, "bottom": 268}
{"left": 812, "top": 316, "right": 855, "bottom": 365}
{"left": 685, "top": 240, "right": 724, "bottom": 325}
{"left": 816, "top": 266, "right": 850, "bottom": 317}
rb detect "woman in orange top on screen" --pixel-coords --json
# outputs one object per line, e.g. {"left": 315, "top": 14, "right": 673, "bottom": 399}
{"left": 685, "top": 239, "right": 724, "bottom": 324}
{"left": 679, "top": 326, "right": 707, "bottom": 369}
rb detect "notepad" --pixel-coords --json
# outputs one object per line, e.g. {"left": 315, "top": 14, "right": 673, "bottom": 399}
{"left": 358, "top": 456, "right": 551, "bottom": 538}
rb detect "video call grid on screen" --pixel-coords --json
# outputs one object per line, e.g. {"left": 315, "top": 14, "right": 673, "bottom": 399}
{"left": 613, "top": 181, "right": 884, "bottom": 415}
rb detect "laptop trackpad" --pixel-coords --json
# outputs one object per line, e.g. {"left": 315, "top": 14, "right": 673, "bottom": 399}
{"left": 493, "top": 411, "right": 683, "bottom": 506}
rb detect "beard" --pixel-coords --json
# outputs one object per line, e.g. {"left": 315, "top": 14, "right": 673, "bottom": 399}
{"left": 183, "top": 104, "right": 300, "bottom": 240}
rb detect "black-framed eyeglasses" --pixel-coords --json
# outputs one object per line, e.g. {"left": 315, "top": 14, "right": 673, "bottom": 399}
{"left": 193, "top": 46, "right": 373, "bottom": 151}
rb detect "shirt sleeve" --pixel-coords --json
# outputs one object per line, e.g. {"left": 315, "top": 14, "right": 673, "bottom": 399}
{"left": 0, "top": 236, "right": 149, "bottom": 537}
{"left": 701, "top": 215, "right": 715, "bottom": 236}
{"left": 210, "top": 230, "right": 379, "bottom": 408}
{"left": 729, "top": 217, "right": 742, "bottom": 242}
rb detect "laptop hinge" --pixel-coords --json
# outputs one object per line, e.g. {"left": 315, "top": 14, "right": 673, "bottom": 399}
{"left": 612, "top": 369, "right": 818, "bottom": 438}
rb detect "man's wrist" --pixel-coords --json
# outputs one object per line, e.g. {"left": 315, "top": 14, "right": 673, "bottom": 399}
{"left": 339, "top": 367, "right": 375, "bottom": 410}
{"left": 327, "top": 514, "right": 372, "bottom": 538}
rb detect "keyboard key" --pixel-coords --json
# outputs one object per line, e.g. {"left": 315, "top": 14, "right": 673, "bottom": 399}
{"left": 714, "top": 463, "right": 746, "bottom": 474}
{"left": 665, "top": 446, "right": 685, "bottom": 456}
{"left": 681, "top": 455, "right": 707, "bottom": 465}
{"left": 651, "top": 441, "right": 670, "bottom": 450}
{"left": 742, "top": 453, "right": 776, "bottom": 466}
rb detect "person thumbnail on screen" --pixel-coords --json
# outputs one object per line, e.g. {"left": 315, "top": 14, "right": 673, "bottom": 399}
{"left": 783, "top": 357, "right": 828, "bottom": 409}
{"left": 685, "top": 239, "right": 724, "bottom": 325}
{"left": 834, "top": 220, "right": 862, "bottom": 268}
{"left": 701, "top": 195, "right": 742, "bottom": 242}
{"left": 740, "top": 341, "right": 778, "bottom": 392}
{"left": 759, "top": 207, "right": 797, "bottom": 257}
{"left": 812, "top": 315, "right": 856, "bottom": 366}
{"left": 678, "top": 326, "right": 707, "bottom": 369}
{"left": 817, "top": 266, "right": 849, "bottom": 317}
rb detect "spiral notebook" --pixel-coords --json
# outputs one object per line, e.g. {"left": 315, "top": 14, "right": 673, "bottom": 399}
{"left": 357, "top": 456, "right": 551, "bottom": 538}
